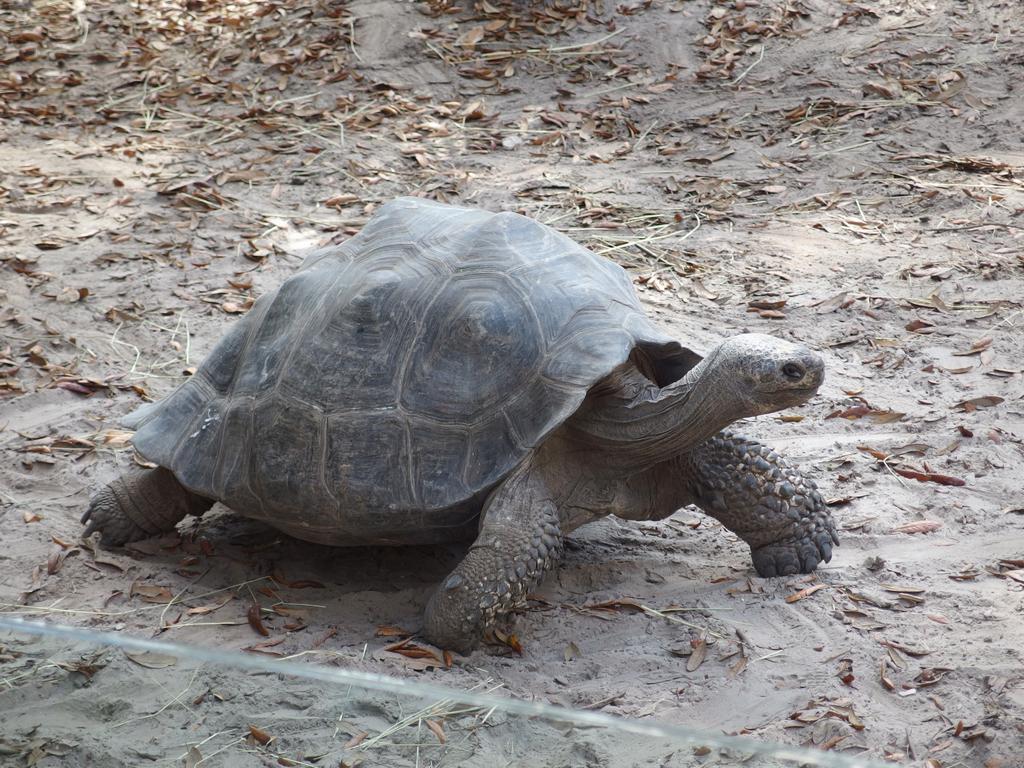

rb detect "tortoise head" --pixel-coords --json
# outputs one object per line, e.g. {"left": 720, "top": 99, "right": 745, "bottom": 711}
{"left": 709, "top": 333, "right": 824, "bottom": 416}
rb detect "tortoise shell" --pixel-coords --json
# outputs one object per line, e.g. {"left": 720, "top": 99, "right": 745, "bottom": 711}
{"left": 124, "top": 197, "right": 698, "bottom": 544}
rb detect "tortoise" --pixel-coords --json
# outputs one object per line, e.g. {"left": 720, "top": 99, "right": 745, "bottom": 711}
{"left": 82, "top": 197, "right": 838, "bottom": 653}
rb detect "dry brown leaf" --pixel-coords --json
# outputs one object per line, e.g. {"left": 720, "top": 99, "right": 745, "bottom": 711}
{"left": 344, "top": 732, "right": 367, "bottom": 749}
{"left": 248, "top": 725, "right": 273, "bottom": 745}
{"left": 186, "top": 595, "right": 234, "bottom": 615}
{"left": 125, "top": 651, "right": 178, "bottom": 669}
{"left": 247, "top": 603, "right": 270, "bottom": 636}
{"left": 881, "top": 584, "right": 925, "bottom": 594}
{"left": 456, "top": 25, "right": 485, "bottom": 48}
{"left": 785, "top": 584, "right": 828, "bottom": 603}
{"left": 282, "top": 579, "right": 325, "bottom": 590}
{"left": 583, "top": 598, "right": 645, "bottom": 613}
{"left": 827, "top": 405, "right": 904, "bottom": 423}
{"left": 221, "top": 299, "right": 253, "bottom": 314}
{"left": 892, "top": 520, "right": 943, "bottom": 534}
{"left": 492, "top": 630, "right": 523, "bottom": 655}
{"left": 952, "top": 336, "right": 993, "bottom": 356}
{"left": 46, "top": 544, "right": 69, "bottom": 575}
{"left": 130, "top": 583, "right": 173, "bottom": 603}
{"left": 880, "top": 660, "right": 896, "bottom": 691}
{"left": 686, "top": 638, "right": 706, "bottom": 672}
{"left": 747, "top": 298, "right": 787, "bottom": 310}
{"left": 227, "top": 276, "right": 253, "bottom": 291}
{"left": 955, "top": 395, "right": 1004, "bottom": 411}
{"left": 813, "top": 292, "right": 850, "bottom": 313}
{"left": 384, "top": 638, "right": 443, "bottom": 664}
{"left": 892, "top": 468, "right": 965, "bottom": 486}
{"left": 425, "top": 719, "right": 446, "bottom": 744}
{"left": 323, "top": 193, "right": 359, "bottom": 209}
{"left": 374, "top": 625, "right": 412, "bottom": 638}
{"left": 99, "top": 429, "right": 134, "bottom": 447}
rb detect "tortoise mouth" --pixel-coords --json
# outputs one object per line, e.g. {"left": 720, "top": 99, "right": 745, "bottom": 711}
{"left": 765, "top": 383, "right": 821, "bottom": 411}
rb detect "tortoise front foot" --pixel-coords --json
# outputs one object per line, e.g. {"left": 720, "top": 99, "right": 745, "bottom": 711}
{"left": 751, "top": 528, "right": 836, "bottom": 577}
{"left": 686, "top": 431, "right": 839, "bottom": 577}
{"left": 82, "top": 467, "right": 212, "bottom": 547}
{"left": 422, "top": 461, "right": 562, "bottom": 654}
{"left": 423, "top": 570, "right": 507, "bottom": 655}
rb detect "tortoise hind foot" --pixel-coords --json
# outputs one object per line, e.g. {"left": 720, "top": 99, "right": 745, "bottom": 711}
{"left": 82, "top": 467, "right": 212, "bottom": 547}
{"left": 82, "top": 483, "right": 151, "bottom": 546}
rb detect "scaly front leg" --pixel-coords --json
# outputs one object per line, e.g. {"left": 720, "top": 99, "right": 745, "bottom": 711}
{"left": 422, "top": 460, "right": 562, "bottom": 654}
{"left": 684, "top": 431, "right": 839, "bottom": 577}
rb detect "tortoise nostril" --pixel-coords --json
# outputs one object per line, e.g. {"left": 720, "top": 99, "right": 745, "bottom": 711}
{"left": 781, "top": 362, "right": 805, "bottom": 381}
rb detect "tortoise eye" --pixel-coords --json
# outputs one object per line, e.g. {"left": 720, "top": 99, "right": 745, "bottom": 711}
{"left": 781, "top": 362, "right": 805, "bottom": 381}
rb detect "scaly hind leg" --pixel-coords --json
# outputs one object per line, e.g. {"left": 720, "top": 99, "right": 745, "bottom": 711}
{"left": 82, "top": 467, "right": 213, "bottom": 546}
{"left": 422, "top": 460, "right": 562, "bottom": 654}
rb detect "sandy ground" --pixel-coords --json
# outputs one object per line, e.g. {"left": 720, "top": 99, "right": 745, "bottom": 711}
{"left": 2, "top": 0, "right": 1023, "bottom": 766}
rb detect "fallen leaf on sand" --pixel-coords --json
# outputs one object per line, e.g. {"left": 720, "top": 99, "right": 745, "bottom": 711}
{"left": 186, "top": 595, "right": 234, "bottom": 615}
{"left": 425, "top": 719, "right": 446, "bottom": 744}
{"left": 271, "top": 571, "right": 326, "bottom": 589}
{"left": 582, "top": 598, "right": 645, "bottom": 613}
{"left": 955, "top": 395, "right": 1004, "bottom": 411}
{"left": 747, "top": 298, "right": 787, "bottom": 310}
{"left": 247, "top": 603, "right": 270, "bottom": 636}
{"left": 344, "top": 732, "right": 367, "bottom": 749}
{"left": 892, "top": 520, "right": 943, "bottom": 534}
{"left": 374, "top": 625, "right": 412, "bottom": 638}
{"left": 375, "top": 641, "right": 443, "bottom": 671}
{"left": 786, "top": 584, "right": 828, "bottom": 603}
{"left": 881, "top": 584, "right": 925, "bottom": 594}
{"left": 130, "top": 583, "right": 173, "bottom": 603}
{"left": 686, "top": 638, "right": 706, "bottom": 671}
{"left": 125, "top": 651, "right": 178, "bottom": 669}
{"left": 384, "top": 638, "right": 443, "bottom": 662}
{"left": 892, "top": 467, "right": 965, "bottom": 486}
{"left": 493, "top": 629, "right": 523, "bottom": 655}
{"left": 952, "top": 336, "right": 992, "bottom": 356}
{"left": 46, "top": 544, "right": 71, "bottom": 574}
{"left": 880, "top": 661, "right": 896, "bottom": 691}
{"left": 248, "top": 725, "right": 273, "bottom": 745}
{"left": 826, "top": 405, "right": 904, "bottom": 423}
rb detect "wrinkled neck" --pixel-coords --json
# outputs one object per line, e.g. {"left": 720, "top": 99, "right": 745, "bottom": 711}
{"left": 566, "top": 353, "right": 740, "bottom": 475}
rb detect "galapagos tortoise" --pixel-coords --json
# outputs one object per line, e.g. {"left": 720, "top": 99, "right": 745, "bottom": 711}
{"left": 83, "top": 197, "right": 838, "bottom": 652}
